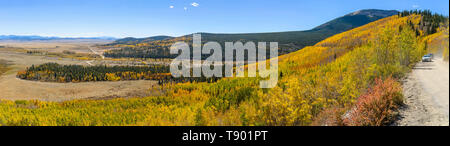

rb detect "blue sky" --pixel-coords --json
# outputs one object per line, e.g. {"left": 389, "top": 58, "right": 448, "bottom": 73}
{"left": 0, "top": 0, "right": 448, "bottom": 38}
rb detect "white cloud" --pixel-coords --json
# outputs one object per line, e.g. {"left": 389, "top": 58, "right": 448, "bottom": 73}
{"left": 412, "top": 4, "right": 420, "bottom": 8}
{"left": 191, "top": 2, "right": 199, "bottom": 7}
{"left": 169, "top": 5, "right": 174, "bottom": 9}
{"left": 184, "top": 7, "right": 188, "bottom": 11}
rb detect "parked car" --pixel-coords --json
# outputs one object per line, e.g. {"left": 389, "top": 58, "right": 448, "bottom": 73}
{"left": 422, "top": 54, "right": 433, "bottom": 62}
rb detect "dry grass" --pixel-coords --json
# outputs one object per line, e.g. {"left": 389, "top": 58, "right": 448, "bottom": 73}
{"left": 0, "top": 43, "right": 162, "bottom": 102}
{"left": 0, "top": 59, "right": 9, "bottom": 75}
{"left": 0, "top": 40, "right": 111, "bottom": 54}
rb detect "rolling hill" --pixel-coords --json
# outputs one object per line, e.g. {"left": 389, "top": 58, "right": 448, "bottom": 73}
{"left": 102, "top": 9, "right": 399, "bottom": 59}
{"left": 311, "top": 9, "right": 399, "bottom": 32}
{"left": 108, "top": 35, "right": 173, "bottom": 45}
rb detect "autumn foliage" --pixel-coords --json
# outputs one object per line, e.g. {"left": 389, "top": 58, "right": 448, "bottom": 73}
{"left": 0, "top": 14, "right": 444, "bottom": 126}
{"left": 16, "top": 63, "right": 171, "bottom": 82}
{"left": 343, "top": 77, "right": 403, "bottom": 126}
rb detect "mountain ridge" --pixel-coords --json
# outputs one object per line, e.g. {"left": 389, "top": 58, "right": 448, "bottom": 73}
{"left": 103, "top": 9, "right": 400, "bottom": 58}
{"left": 311, "top": 9, "right": 399, "bottom": 32}
{"left": 113, "top": 9, "right": 399, "bottom": 41}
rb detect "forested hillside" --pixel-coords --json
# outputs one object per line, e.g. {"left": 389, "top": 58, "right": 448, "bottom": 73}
{"left": 102, "top": 9, "right": 398, "bottom": 59}
{"left": 108, "top": 36, "right": 174, "bottom": 46}
{"left": 420, "top": 12, "right": 449, "bottom": 61}
{"left": 0, "top": 12, "right": 447, "bottom": 126}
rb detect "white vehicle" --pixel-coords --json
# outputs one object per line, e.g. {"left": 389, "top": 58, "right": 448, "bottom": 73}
{"left": 422, "top": 54, "right": 433, "bottom": 62}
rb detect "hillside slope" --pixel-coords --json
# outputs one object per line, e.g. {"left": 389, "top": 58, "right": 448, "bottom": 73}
{"left": 108, "top": 36, "right": 173, "bottom": 45}
{"left": 312, "top": 9, "right": 398, "bottom": 32}
{"left": 102, "top": 9, "right": 398, "bottom": 58}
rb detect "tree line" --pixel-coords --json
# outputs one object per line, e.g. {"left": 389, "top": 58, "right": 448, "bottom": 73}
{"left": 17, "top": 63, "right": 221, "bottom": 84}
{"left": 398, "top": 9, "right": 448, "bottom": 35}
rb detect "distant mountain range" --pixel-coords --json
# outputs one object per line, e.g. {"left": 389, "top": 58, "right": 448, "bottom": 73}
{"left": 103, "top": 9, "right": 399, "bottom": 58}
{"left": 0, "top": 35, "right": 117, "bottom": 41}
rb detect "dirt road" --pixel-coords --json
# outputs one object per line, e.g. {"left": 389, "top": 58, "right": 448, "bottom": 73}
{"left": 88, "top": 46, "right": 105, "bottom": 59}
{"left": 395, "top": 58, "right": 449, "bottom": 126}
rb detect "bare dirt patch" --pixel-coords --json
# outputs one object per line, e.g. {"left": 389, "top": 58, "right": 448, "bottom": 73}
{"left": 0, "top": 75, "right": 158, "bottom": 102}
